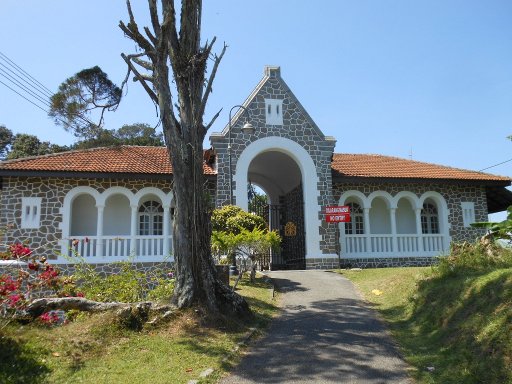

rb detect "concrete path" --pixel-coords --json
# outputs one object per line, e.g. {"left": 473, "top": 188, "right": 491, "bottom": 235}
{"left": 220, "top": 270, "right": 412, "bottom": 384}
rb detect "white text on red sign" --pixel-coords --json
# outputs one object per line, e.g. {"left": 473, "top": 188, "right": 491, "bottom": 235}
{"left": 326, "top": 214, "right": 351, "bottom": 223}
{"left": 325, "top": 206, "right": 350, "bottom": 214}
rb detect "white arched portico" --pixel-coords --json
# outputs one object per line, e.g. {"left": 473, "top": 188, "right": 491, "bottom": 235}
{"left": 339, "top": 190, "right": 450, "bottom": 258}
{"left": 60, "top": 186, "right": 174, "bottom": 262}
{"left": 234, "top": 136, "right": 322, "bottom": 259}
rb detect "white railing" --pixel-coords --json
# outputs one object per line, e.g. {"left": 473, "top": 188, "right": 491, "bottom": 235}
{"left": 343, "top": 233, "right": 445, "bottom": 257}
{"left": 344, "top": 234, "right": 367, "bottom": 253}
{"left": 67, "top": 235, "right": 171, "bottom": 261}
{"left": 422, "top": 234, "right": 444, "bottom": 253}
{"left": 396, "top": 235, "right": 419, "bottom": 253}
{"left": 370, "top": 235, "right": 393, "bottom": 253}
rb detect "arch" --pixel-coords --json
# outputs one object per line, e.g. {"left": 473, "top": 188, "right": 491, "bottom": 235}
{"left": 368, "top": 191, "right": 394, "bottom": 208}
{"left": 392, "top": 191, "right": 420, "bottom": 210}
{"left": 134, "top": 187, "right": 172, "bottom": 208}
{"left": 98, "top": 186, "right": 134, "bottom": 207}
{"left": 234, "top": 136, "right": 321, "bottom": 258}
{"left": 419, "top": 191, "right": 450, "bottom": 249}
{"left": 338, "top": 190, "right": 368, "bottom": 209}
{"left": 60, "top": 186, "right": 102, "bottom": 256}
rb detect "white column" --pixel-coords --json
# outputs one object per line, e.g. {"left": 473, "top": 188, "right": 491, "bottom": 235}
{"left": 163, "top": 204, "right": 171, "bottom": 258}
{"left": 390, "top": 208, "right": 397, "bottom": 253}
{"left": 415, "top": 208, "right": 424, "bottom": 253}
{"left": 364, "top": 208, "right": 371, "bottom": 253}
{"left": 130, "top": 205, "right": 138, "bottom": 255}
{"left": 95, "top": 205, "right": 105, "bottom": 258}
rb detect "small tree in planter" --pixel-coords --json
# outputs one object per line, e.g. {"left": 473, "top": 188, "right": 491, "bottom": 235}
{"left": 211, "top": 206, "right": 280, "bottom": 284}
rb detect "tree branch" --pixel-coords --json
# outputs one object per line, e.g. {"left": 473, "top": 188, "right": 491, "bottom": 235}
{"left": 204, "top": 108, "right": 222, "bottom": 132}
{"left": 148, "top": 0, "right": 161, "bottom": 38}
{"left": 199, "top": 40, "right": 226, "bottom": 121}
{"left": 133, "top": 57, "right": 153, "bottom": 71}
{"left": 121, "top": 53, "right": 158, "bottom": 102}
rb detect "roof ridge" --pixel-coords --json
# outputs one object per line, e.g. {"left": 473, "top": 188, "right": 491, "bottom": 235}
{"left": 332, "top": 152, "right": 510, "bottom": 179}
{"left": 0, "top": 145, "right": 168, "bottom": 165}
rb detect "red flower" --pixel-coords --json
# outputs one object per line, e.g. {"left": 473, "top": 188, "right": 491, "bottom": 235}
{"left": 9, "top": 243, "right": 32, "bottom": 258}
{"left": 0, "top": 275, "right": 20, "bottom": 296}
{"left": 7, "top": 293, "right": 23, "bottom": 307}
{"left": 76, "top": 292, "right": 85, "bottom": 297}
{"left": 28, "top": 262, "right": 39, "bottom": 271}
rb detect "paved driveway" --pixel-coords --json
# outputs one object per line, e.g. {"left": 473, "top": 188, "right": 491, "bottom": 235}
{"left": 220, "top": 270, "right": 412, "bottom": 384}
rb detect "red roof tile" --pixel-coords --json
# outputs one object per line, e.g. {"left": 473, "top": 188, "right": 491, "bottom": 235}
{"left": 332, "top": 153, "right": 510, "bottom": 182}
{"left": 0, "top": 146, "right": 216, "bottom": 175}
{"left": 0, "top": 147, "right": 508, "bottom": 183}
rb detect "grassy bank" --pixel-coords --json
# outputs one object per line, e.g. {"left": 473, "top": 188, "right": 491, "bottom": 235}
{"left": 0, "top": 274, "right": 278, "bottom": 384}
{"left": 339, "top": 266, "right": 512, "bottom": 383}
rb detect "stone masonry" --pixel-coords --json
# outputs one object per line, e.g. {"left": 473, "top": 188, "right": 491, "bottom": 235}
{"left": 210, "top": 66, "right": 337, "bottom": 256}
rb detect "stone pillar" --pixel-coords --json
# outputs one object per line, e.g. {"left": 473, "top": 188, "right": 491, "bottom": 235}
{"left": 415, "top": 208, "right": 424, "bottom": 253}
{"left": 364, "top": 208, "right": 372, "bottom": 253}
{"left": 96, "top": 205, "right": 104, "bottom": 258}
{"left": 390, "top": 208, "right": 397, "bottom": 253}
{"left": 130, "top": 205, "right": 138, "bottom": 255}
{"left": 163, "top": 204, "right": 171, "bottom": 258}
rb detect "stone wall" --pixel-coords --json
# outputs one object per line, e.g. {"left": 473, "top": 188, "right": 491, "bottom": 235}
{"left": 0, "top": 176, "right": 176, "bottom": 260}
{"left": 333, "top": 181, "right": 488, "bottom": 242}
{"left": 305, "top": 256, "right": 438, "bottom": 269}
{"left": 211, "top": 66, "right": 337, "bottom": 256}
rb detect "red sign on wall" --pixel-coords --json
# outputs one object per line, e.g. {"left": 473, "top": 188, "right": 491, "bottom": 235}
{"left": 325, "top": 206, "right": 351, "bottom": 222}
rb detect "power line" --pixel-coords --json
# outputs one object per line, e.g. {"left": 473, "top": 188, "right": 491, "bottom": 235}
{"left": 0, "top": 78, "right": 49, "bottom": 114}
{"left": 0, "top": 51, "right": 53, "bottom": 97}
{"left": 479, "top": 158, "right": 512, "bottom": 172}
{"left": 0, "top": 68, "right": 52, "bottom": 108}
{"left": 0, "top": 51, "right": 100, "bottom": 132}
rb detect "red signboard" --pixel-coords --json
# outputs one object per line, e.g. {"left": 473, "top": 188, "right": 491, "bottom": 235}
{"left": 325, "top": 205, "right": 351, "bottom": 222}
{"left": 326, "top": 213, "right": 351, "bottom": 223}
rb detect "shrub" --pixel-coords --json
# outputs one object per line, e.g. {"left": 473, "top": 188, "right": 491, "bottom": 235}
{"left": 71, "top": 260, "right": 175, "bottom": 303}
{"left": 436, "top": 238, "right": 512, "bottom": 277}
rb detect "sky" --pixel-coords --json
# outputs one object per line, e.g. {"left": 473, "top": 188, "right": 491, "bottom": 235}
{"left": 1, "top": 1, "right": 511, "bottom": 220}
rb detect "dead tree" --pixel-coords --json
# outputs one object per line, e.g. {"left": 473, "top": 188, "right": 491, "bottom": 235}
{"left": 119, "top": 0, "right": 250, "bottom": 317}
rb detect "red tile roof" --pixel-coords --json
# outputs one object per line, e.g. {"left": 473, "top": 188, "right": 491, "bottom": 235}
{"left": 331, "top": 153, "right": 510, "bottom": 182}
{"left": 0, "top": 146, "right": 508, "bottom": 183}
{"left": 0, "top": 146, "right": 216, "bottom": 175}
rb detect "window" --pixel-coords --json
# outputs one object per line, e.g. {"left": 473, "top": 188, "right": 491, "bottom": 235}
{"left": 421, "top": 202, "right": 439, "bottom": 234}
{"left": 264, "top": 99, "right": 283, "bottom": 125}
{"left": 461, "top": 202, "right": 475, "bottom": 227}
{"left": 138, "top": 201, "right": 163, "bottom": 236}
{"left": 345, "top": 202, "right": 364, "bottom": 235}
{"left": 21, "top": 197, "right": 42, "bottom": 229}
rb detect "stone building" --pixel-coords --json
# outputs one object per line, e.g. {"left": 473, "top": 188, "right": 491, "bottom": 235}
{"left": 1, "top": 66, "right": 511, "bottom": 270}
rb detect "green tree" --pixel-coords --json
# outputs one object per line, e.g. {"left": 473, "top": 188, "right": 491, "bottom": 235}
{"left": 211, "top": 206, "right": 280, "bottom": 282}
{"left": 49, "top": 66, "right": 122, "bottom": 139}
{"left": 0, "top": 125, "right": 14, "bottom": 159}
{"left": 115, "top": 123, "right": 164, "bottom": 146}
{"left": 71, "top": 124, "right": 164, "bottom": 150}
{"left": 7, "top": 134, "right": 68, "bottom": 160}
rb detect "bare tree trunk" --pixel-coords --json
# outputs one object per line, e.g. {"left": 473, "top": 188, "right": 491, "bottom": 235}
{"left": 120, "top": 0, "right": 250, "bottom": 318}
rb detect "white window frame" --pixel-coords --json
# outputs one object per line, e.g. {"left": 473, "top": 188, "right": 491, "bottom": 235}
{"left": 265, "top": 99, "right": 283, "bottom": 125}
{"left": 461, "top": 202, "right": 476, "bottom": 227}
{"left": 21, "top": 197, "right": 42, "bottom": 229}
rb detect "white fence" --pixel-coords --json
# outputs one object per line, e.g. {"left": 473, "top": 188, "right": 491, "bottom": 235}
{"left": 343, "top": 234, "right": 445, "bottom": 257}
{"left": 67, "top": 235, "right": 171, "bottom": 261}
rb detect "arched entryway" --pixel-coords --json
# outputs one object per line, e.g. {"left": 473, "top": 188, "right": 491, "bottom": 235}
{"left": 248, "top": 151, "right": 305, "bottom": 269}
{"left": 234, "top": 137, "right": 322, "bottom": 269}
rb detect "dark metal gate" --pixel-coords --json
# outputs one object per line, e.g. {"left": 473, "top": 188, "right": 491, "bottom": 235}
{"left": 248, "top": 186, "right": 306, "bottom": 270}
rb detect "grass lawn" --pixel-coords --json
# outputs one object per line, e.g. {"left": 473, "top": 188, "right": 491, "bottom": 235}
{"left": 0, "top": 274, "right": 278, "bottom": 384}
{"left": 338, "top": 267, "right": 512, "bottom": 384}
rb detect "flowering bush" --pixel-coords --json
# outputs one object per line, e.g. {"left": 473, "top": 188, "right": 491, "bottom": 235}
{"left": 0, "top": 242, "right": 83, "bottom": 328}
